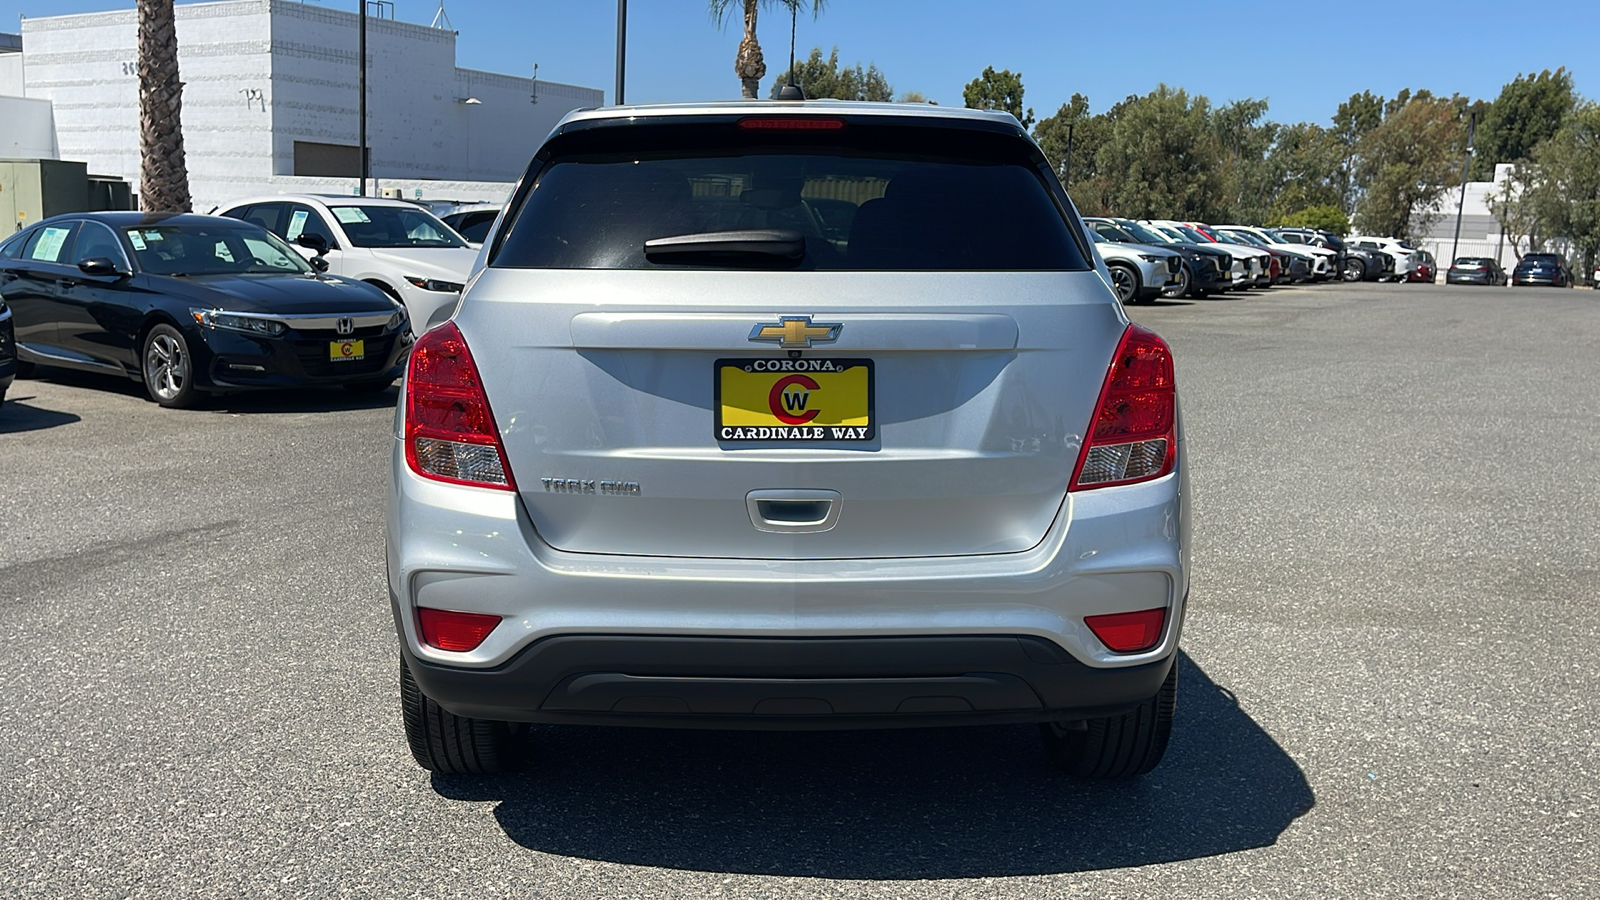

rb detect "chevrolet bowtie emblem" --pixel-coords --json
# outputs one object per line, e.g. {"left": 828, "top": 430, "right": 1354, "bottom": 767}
{"left": 749, "top": 316, "right": 843, "bottom": 349}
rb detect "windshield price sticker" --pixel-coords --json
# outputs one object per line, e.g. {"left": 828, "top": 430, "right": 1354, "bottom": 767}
{"left": 127, "top": 230, "right": 148, "bottom": 250}
{"left": 286, "top": 209, "right": 310, "bottom": 240}
{"left": 332, "top": 207, "right": 372, "bottom": 224}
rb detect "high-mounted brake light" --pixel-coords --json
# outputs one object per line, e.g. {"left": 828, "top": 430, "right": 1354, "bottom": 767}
{"left": 404, "top": 321, "right": 516, "bottom": 490}
{"left": 737, "top": 117, "right": 846, "bottom": 131}
{"left": 1070, "top": 323, "right": 1177, "bottom": 490}
{"left": 1085, "top": 608, "right": 1166, "bottom": 653}
{"left": 417, "top": 607, "right": 502, "bottom": 652}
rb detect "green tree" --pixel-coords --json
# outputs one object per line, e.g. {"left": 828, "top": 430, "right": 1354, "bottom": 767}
{"left": 1210, "top": 98, "right": 1276, "bottom": 222}
{"left": 1269, "top": 204, "right": 1350, "bottom": 234}
{"left": 896, "top": 90, "right": 932, "bottom": 105}
{"left": 708, "top": 0, "right": 826, "bottom": 99}
{"left": 1528, "top": 104, "right": 1600, "bottom": 276}
{"left": 1263, "top": 122, "right": 1346, "bottom": 219}
{"left": 770, "top": 46, "right": 892, "bottom": 101}
{"left": 1471, "top": 69, "right": 1575, "bottom": 179}
{"left": 1331, "top": 90, "right": 1383, "bottom": 212}
{"left": 137, "top": 0, "right": 191, "bottom": 211}
{"left": 1089, "top": 85, "right": 1227, "bottom": 221}
{"left": 1353, "top": 93, "right": 1466, "bottom": 239}
{"left": 1032, "top": 94, "right": 1094, "bottom": 185}
{"left": 962, "top": 66, "right": 1033, "bottom": 128}
{"left": 1485, "top": 163, "right": 1543, "bottom": 258}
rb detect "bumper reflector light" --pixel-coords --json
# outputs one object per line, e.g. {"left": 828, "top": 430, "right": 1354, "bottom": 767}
{"left": 418, "top": 607, "right": 502, "bottom": 652}
{"left": 1085, "top": 608, "right": 1167, "bottom": 653}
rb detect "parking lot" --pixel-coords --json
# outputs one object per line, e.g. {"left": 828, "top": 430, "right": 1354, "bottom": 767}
{"left": 2, "top": 280, "right": 1597, "bottom": 898}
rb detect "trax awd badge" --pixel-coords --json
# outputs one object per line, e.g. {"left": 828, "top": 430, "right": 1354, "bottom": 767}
{"left": 540, "top": 478, "right": 641, "bottom": 496}
{"left": 749, "top": 316, "right": 843, "bottom": 349}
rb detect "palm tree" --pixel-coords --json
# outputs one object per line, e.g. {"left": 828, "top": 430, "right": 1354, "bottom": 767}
{"left": 137, "top": 0, "right": 192, "bottom": 211}
{"left": 708, "top": 0, "right": 826, "bottom": 100}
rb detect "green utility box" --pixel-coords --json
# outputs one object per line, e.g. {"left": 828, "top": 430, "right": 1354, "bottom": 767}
{"left": 1, "top": 159, "right": 134, "bottom": 237}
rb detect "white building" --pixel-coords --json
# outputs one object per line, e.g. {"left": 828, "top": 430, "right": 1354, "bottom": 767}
{"left": 1411, "top": 164, "right": 1528, "bottom": 272}
{"left": 7, "top": 0, "right": 602, "bottom": 212}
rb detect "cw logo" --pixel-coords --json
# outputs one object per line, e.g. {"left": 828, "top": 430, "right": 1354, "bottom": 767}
{"left": 767, "top": 374, "right": 820, "bottom": 425}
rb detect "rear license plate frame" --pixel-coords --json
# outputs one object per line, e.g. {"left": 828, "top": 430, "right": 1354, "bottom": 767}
{"left": 714, "top": 358, "right": 875, "bottom": 443}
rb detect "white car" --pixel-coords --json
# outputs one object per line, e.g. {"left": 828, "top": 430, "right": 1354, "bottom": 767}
{"left": 1143, "top": 220, "right": 1259, "bottom": 289}
{"left": 1214, "top": 225, "right": 1334, "bottom": 280}
{"left": 1348, "top": 235, "right": 1419, "bottom": 281}
{"left": 214, "top": 195, "right": 478, "bottom": 331}
{"left": 437, "top": 203, "right": 503, "bottom": 248}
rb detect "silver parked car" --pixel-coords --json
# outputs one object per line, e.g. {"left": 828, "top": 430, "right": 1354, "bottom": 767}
{"left": 387, "top": 101, "right": 1191, "bottom": 778}
{"left": 1087, "top": 229, "right": 1183, "bottom": 304}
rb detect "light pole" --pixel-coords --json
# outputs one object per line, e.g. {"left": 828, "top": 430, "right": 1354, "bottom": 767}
{"left": 358, "top": 0, "right": 368, "bottom": 196}
{"left": 615, "top": 0, "right": 627, "bottom": 105}
{"left": 1449, "top": 110, "right": 1477, "bottom": 273}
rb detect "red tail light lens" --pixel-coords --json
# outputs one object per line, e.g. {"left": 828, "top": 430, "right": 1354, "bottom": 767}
{"left": 417, "top": 607, "right": 502, "bottom": 652}
{"left": 404, "top": 321, "right": 516, "bottom": 490}
{"left": 1085, "top": 608, "right": 1166, "bottom": 653}
{"left": 1070, "top": 323, "right": 1177, "bottom": 490}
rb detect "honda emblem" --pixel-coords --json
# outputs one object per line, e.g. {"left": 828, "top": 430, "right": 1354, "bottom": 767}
{"left": 336, "top": 318, "right": 355, "bottom": 335}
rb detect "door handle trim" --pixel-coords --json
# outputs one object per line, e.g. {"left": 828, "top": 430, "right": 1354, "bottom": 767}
{"left": 746, "top": 489, "right": 842, "bottom": 534}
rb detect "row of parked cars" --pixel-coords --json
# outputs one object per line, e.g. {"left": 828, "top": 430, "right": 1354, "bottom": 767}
{"left": 0, "top": 193, "right": 496, "bottom": 409}
{"left": 1083, "top": 219, "right": 1406, "bottom": 303}
{"left": 1446, "top": 252, "right": 1587, "bottom": 287}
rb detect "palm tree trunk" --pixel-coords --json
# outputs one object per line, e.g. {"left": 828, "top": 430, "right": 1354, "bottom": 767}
{"left": 734, "top": 0, "right": 765, "bottom": 100}
{"left": 137, "top": 0, "right": 192, "bottom": 212}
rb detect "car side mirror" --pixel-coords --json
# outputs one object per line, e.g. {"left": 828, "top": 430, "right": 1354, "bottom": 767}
{"left": 296, "top": 233, "right": 330, "bottom": 256}
{"left": 78, "top": 257, "right": 130, "bottom": 278}
{"left": 309, "top": 256, "right": 330, "bottom": 273}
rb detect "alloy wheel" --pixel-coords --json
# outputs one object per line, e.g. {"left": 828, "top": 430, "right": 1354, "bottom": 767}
{"left": 145, "top": 332, "right": 187, "bottom": 401}
{"left": 1109, "top": 266, "right": 1138, "bottom": 303}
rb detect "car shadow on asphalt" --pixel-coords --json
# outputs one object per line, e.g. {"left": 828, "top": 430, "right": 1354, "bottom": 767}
{"left": 204, "top": 384, "right": 397, "bottom": 414}
{"left": 430, "top": 652, "right": 1314, "bottom": 879}
{"left": 21, "top": 365, "right": 397, "bottom": 413}
{"left": 0, "top": 395, "right": 82, "bottom": 433}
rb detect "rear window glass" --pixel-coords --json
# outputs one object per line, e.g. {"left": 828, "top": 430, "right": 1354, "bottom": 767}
{"left": 1523, "top": 254, "right": 1559, "bottom": 263}
{"left": 492, "top": 121, "right": 1088, "bottom": 272}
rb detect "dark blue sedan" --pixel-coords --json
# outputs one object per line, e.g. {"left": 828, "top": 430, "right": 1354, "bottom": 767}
{"left": 0, "top": 212, "right": 411, "bottom": 408}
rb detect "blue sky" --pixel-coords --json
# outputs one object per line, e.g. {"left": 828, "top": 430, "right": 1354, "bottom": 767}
{"left": 4, "top": 0, "right": 1595, "bottom": 128}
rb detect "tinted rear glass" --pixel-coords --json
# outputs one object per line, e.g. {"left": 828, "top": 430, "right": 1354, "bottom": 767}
{"left": 1523, "top": 254, "right": 1559, "bottom": 263}
{"left": 492, "top": 118, "right": 1089, "bottom": 271}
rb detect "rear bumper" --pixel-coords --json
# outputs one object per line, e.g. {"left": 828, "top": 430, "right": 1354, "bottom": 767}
{"left": 398, "top": 627, "right": 1179, "bottom": 729}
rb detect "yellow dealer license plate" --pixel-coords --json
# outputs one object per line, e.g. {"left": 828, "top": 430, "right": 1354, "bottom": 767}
{"left": 329, "top": 339, "right": 365, "bottom": 362}
{"left": 716, "top": 358, "right": 874, "bottom": 442}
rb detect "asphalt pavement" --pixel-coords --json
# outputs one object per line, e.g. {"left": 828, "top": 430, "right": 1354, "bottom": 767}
{"left": 1, "top": 281, "right": 1596, "bottom": 898}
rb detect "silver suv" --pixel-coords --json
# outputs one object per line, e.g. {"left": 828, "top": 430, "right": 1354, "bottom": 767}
{"left": 386, "top": 102, "right": 1191, "bottom": 778}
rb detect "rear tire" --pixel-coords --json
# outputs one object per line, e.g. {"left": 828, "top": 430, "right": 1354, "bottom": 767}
{"left": 400, "top": 658, "right": 517, "bottom": 774}
{"left": 1040, "top": 660, "right": 1176, "bottom": 778}
{"left": 1342, "top": 258, "right": 1365, "bottom": 282}
{"left": 1107, "top": 263, "right": 1140, "bottom": 304}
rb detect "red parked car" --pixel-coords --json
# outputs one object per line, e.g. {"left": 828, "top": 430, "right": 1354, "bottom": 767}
{"left": 1407, "top": 249, "right": 1436, "bottom": 283}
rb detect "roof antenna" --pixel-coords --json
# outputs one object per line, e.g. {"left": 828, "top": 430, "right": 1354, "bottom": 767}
{"left": 773, "top": 4, "right": 804, "bottom": 101}
{"left": 429, "top": 1, "right": 455, "bottom": 32}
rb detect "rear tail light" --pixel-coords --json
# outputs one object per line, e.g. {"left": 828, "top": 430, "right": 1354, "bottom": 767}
{"left": 417, "top": 607, "right": 502, "bottom": 651}
{"left": 1085, "top": 608, "right": 1166, "bottom": 653}
{"left": 1070, "top": 324, "right": 1177, "bottom": 490}
{"left": 404, "top": 321, "right": 516, "bottom": 490}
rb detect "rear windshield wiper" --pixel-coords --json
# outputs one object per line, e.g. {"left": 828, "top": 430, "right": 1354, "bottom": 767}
{"left": 643, "top": 229, "right": 804, "bottom": 262}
